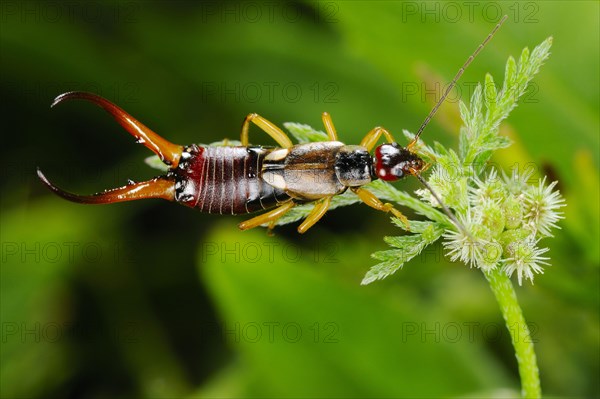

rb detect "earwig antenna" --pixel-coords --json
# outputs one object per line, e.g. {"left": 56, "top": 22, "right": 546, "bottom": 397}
{"left": 410, "top": 15, "right": 508, "bottom": 146}
{"left": 413, "top": 172, "right": 471, "bottom": 237}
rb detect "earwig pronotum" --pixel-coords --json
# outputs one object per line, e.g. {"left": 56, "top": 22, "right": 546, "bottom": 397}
{"left": 37, "top": 16, "right": 507, "bottom": 234}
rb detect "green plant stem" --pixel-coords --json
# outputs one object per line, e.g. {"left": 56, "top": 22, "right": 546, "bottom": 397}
{"left": 484, "top": 268, "right": 541, "bottom": 398}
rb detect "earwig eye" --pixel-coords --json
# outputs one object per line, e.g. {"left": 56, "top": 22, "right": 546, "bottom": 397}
{"left": 391, "top": 165, "right": 405, "bottom": 178}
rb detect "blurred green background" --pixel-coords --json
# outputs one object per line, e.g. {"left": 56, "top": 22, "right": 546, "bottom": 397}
{"left": 1, "top": 1, "right": 598, "bottom": 398}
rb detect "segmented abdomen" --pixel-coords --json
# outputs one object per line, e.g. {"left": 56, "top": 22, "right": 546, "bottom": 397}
{"left": 174, "top": 145, "right": 289, "bottom": 214}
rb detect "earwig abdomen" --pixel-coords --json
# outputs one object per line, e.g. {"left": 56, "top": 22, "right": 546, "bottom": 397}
{"left": 174, "top": 144, "right": 290, "bottom": 214}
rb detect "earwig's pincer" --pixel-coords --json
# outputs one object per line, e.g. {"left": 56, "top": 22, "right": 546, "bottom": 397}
{"left": 50, "top": 91, "right": 184, "bottom": 167}
{"left": 38, "top": 91, "right": 183, "bottom": 206}
{"left": 37, "top": 168, "right": 175, "bottom": 204}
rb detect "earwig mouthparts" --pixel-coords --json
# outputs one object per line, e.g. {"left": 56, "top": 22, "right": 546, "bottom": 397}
{"left": 36, "top": 168, "right": 175, "bottom": 204}
{"left": 51, "top": 91, "right": 184, "bottom": 167}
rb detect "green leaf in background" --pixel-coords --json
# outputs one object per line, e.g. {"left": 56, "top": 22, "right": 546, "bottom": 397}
{"left": 1, "top": 201, "right": 189, "bottom": 398}
{"left": 197, "top": 224, "right": 511, "bottom": 397}
{"left": 1, "top": 201, "right": 80, "bottom": 398}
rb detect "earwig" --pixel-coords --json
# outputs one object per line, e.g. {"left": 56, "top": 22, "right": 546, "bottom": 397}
{"left": 37, "top": 16, "right": 507, "bottom": 234}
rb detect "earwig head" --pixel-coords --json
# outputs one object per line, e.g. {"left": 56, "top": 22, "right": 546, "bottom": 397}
{"left": 374, "top": 143, "right": 425, "bottom": 181}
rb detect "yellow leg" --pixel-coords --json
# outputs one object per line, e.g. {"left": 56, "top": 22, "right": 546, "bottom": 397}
{"left": 238, "top": 201, "right": 295, "bottom": 230}
{"left": 406, "top": 137, "right": 421, "bottom": 151}
{"left": 297, "top": 197, "right": 332, "bottom": 234}
{"left": 321, "top": 112, "right": 338, "bottom": 141}
{"left": 351, "top": 187, "right": 409, "bottom": 229}
{"left": 240, "top": 113, "right": 293, "bottom": 148}
{"left": 360, "top": 126, "right": 396, "bottom": 151}
{"left": 266, "top": 220, "right": 278, "bottom": 236}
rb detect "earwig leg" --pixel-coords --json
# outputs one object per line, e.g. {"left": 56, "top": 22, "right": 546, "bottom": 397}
{"left": 351, "top": 187, "right": 409, "bottom": 229}
{"left": 52, "top": 91, "right": 184, "bottom": 167}
{"left": 37, "top": 168, "right": 175, "bottom": 204}
{"left": 240, "top": 113, "right": 293, "bottom": 148}
{"left": 406, "top": 136, "right": 425, "bottom": 152}
{"left": 321, "top": 112, "right": 338, "bottom": 141}
{"left": 266, "top": 220, "right": 278, "bottom": 236}
{"left": 298, "top": 197, "right": 332, "bottom": 234}
{"left": 238, "top": 201, "right": 295, "bottom": 230}
{"left": 360, "top": 127, "right": 396, "bottom": 151}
